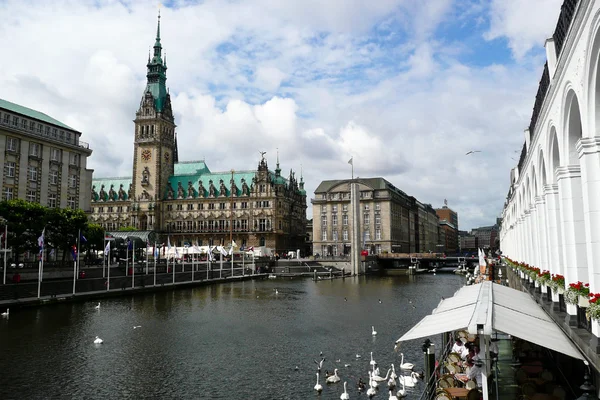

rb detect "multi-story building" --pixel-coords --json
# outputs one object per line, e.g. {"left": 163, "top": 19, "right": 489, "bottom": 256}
{"left": 0, "top": 99, "right": 93, "bottom": 210}
{"left": 458, "top": 230, "right": 478, "bottom": 253}
{"left": 311, "top": 177, "right": 439, "bottom": 256}
{"left": 435, "top": 205, "right": 459, "bottom": 253}
{"left": 88, "top": 15, "right": 307, "bottom": 252}
{"left": 471, "top": 225, "right": 498, "bottom": 250}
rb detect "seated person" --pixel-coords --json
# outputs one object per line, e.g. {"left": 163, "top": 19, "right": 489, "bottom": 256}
{"left": 467, "top": 360, "right": 485, "bottom": 388}
{"left": 452, "top": 338, "right": 465, "bottom": 355}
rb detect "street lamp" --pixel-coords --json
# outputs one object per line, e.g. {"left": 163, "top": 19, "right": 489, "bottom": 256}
{"left": 0, "top": 217, "right": 7, "bottom": 285}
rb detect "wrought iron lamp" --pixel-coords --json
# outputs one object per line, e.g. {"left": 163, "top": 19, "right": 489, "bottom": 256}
{"left": 576, "top": 360, "right": 596, "bottom": 400}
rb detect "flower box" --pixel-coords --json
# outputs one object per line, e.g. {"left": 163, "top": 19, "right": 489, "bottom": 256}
{"left": 579, "top": 297, "right": 590, "bottom": 308}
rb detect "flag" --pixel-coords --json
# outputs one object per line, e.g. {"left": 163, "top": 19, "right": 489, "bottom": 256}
{"left": 348, "top": 157, "right": 353, "bottom": 165}
{"left": 154, "top": 246, "right": 159, "bottom": 258}
{"left": 175, "top": 247, "right": 180, "bottom": 258}
{"left": 71, "top": 244, "right": 78, "bottom": 260}
{"left": 127, "top": 239, "right": 133, "bottom": 250}
{"left": 80, "top": 233, "right": 87, "bottom": 243}
{"left": 167, "top": 237, "right": 171, "bottom": 250}
{"left": 104, "top": 241, "right": 111, "bottom": 254}
{"left": 49, "top": 248, "right": 55, "bottom": 257}
{"left": 218, "top": 246, "right": 228, "bottom": 256}
{"left": 246, "top": 246, "right": 254, "bottom": 252}
{"left": 208, "top": 246, "right": 215, "bottom": 262}
{"left": 37, "top": 228, "right": 45, "bottom": 255}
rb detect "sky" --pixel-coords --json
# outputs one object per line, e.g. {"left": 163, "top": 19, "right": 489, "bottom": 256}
{"left": 0, "top": 0, "right": 564, "bottom": 230}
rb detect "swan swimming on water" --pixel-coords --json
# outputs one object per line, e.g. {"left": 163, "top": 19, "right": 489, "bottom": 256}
{"left": 372, "top": 326, "right": 377, "bottom": 336}
{"left": 326, "top": 368, "right": 341, "bottom": 383}
{"left": 94, "top": 302, "right": 100, "bottom": 310}
{"left": 340, "top": 381, "right": 350, "bottom": 400}
{"left": 94, "top": 336, "right": 103, "bottom": 344}
{"left": 1, "top": 308, "right": 8, "bottom": 317}
{"left": 396, "top": 374, "right": 407, "bottom": 398}
{"left": 372, "top": 368, "right": 390, "bottom": 382}
{"left": 399, "top": 353, "right": 414, "bottom": 370}
{"left": 314, "top": 373, "right": 323, "bottom": 392}
{"left": 390, "top": 364, "right": 398, "bottom": 380}
{"left": 370, "top": 352, "right": 377, "bottom": 366}
{"left": 366, "top": 372, "right": 377, "bottom": 398}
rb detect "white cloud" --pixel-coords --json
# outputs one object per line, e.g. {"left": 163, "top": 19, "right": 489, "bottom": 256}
{"left": 485, "top": 0, "right": 563, "bottom": 60}
{"left": 0, "top": 0, "right": 565, "bottom": 230}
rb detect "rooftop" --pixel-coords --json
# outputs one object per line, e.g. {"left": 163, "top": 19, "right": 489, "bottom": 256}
{"left": 0, "top": 98, "right": 75, "bottom": 131}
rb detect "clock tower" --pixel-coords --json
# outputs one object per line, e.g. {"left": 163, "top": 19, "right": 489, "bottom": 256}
{"left": 132, "top": 11, "right": 177, "bottom": 228}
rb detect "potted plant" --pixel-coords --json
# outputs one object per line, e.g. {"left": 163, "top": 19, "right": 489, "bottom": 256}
{"left": 586, "top": 293, "right": 600, "bottom": 336}
{"left": 537, "top": 270, "right": 550, "bottom": 291}
{"left": 549, "top": 274, "right": 565, "bottom": 294}
{"left": 565, "top": 281, "right": 590, "bottom": 307}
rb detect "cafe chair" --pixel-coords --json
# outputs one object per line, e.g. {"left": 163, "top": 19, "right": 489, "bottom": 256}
{"left": 521, "top": 382, "right": 537, "bottom": 397}
{"left": 466, "top": 388, "right": 481, "bottom": 400}
{"left": 465, "top": 380, "right": 477, "bottom": 389}
{"left": 434, "top": 388, "right": 453, "bottom": 400}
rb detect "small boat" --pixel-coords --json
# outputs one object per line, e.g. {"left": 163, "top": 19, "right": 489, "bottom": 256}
{"left": 268, "top": 274, "right": 277, "bottom": 279}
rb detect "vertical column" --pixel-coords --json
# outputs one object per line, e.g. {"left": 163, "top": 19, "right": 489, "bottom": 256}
{"left": 544, "top": 184, "right": 562, "bottom": 276}
{"left": 535, "top": 196, "right": 548, "bottom": 272}
{"left": 577, "top": 138, "right": 600, "bottom": 293}
{"left": 529, "top": 204, "right": 540, "bottom": 268}
{"left": 516, "top": 218, "right": 523, "bottom": 262}
{"left": 556, "top": 165, "right": 588, "bottom": 284}
{"left": 349, "top": 182, "right": 361, "bottom": 275}
{"left": 524, "top": 211, "right": 533, "bottom": 265}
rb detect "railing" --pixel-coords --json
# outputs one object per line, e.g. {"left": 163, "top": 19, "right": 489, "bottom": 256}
{"left": 552, "top": 0, "right": 579, "bottom": 57}
{"left": 0, "top": 116, "right": 89, "bottom": 150}
{"left": 517, "top": 142, "right": 527, "bottom": 173}
{"left": 528, "top": 62, "right": 550, "bottom": 139}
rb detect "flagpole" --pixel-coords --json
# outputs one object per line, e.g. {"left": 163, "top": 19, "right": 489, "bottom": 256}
{"left": 220, "top": 250, "right": 223, "bottom": 279}
{"left": 76, "top": 229, "right": 81, "bottom": 280}
{"left": 146, "top": 241, "right": 149, "bottom": 275}
{"left": 191, "top": 245, "right": 195, "bottom": 282}
{"left": 132, "top": 240, "right": 135, "bottom": 289}
{"left": 207, "top": 248, "right": 210, "bottom": 280}
{"left": 38, "top": 258, "right": 42, "bottom": 298}
{"left": 154, "top": 242, "right": 157, "bottom": 286}
{"left": 171, "top": 237, "right": 175, "bottom": 285}
{"left": 231, "top": 248, "right": 234, "bottom": 278}
{"left": 107, "top": 241, "right": 111, "bottom": 291}
{"left": 102, "top": 238, "right": 106, "bottom": 279}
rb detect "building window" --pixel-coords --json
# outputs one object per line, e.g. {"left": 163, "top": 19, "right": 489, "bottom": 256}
{"left": 260, "top": 184, "right": 266, "bottom": 193}
{"left": 36, "top": 123, "right": 42, "bottom": 133}
{"left": 375, "top": 215, "right": 381, "bottom": 225}
{"left": 219, "top": 203, "right": 226, "bottom": 210}
{"left": 187, "top": 204, "right": 194, "bottom": 210}
{"left": 364, "top": 204, "right": 370, "bottom": 211}
{"left": 332, "top": 214, "right": 338, "bottom": 226}
{"left": 198, "top": 203, "right": 204, "bottom": 210}
{"left": 208, "top": 203, "right": 215, "bottom": 210}
{"left": 52, "top": 128, "right": 58, "bottom": 138}
{"left": 241, "top": 202, "right": 248, "bottom": 209}
{"left": 343, "top": 230, "right": 348, "bottom": 241}
{"left": 68, "top": 196, "right": 76, "bottom": 209}
{"left": 20, "top": 119, "right": 26, "bottom": 129}
{"left": 376, "top": 244, "right": 382, "bottom": 254}
{"left": 365, "top": 231, "right": 371, "bottom": 241}
{"left": 26, "top": 190, "right": 36, "bottom": 203}
{"left": 259, "top": 219, "right": 267, "bottom": 231}
{"left": 51, "top": 148, "right": 61, "bottom": 162}
{"left": 12, "top": 116, "right": 18, "bottom": 126}
{"left": 332, "top": 205, "right": 337, "bottom": 212}
{"left": 28, "top": 166, "right": 38, "bottom": 182}
{"left": 342, "top": 204, "right": 348, "bottom": 212}
{"left": 176, "top": 221, "right": 183, "bottom": 231}
{"left": 29, "top": 121, "right": 35, "bottom": 131}
{"left": 241, "top": 219, "right": 248, "bottom": 230}
{"left": 4, "top": 162, "right": 15, "bottom": 178}
{"left": 375, "top": 204, "right": 381, "bottom": 211}
{"left": 6, "top": 137, "right": 17, "bottom": 152}
{"left": 49, "top": 170, "right": 58, "bottom": 185}
{"left": 48, "top": 193, "right": 57, "bottom": 208}
{"left": 29, "top": 143, "right": 41, "bottom": 157}
{"left": 322, "top": 231, "right": 327, "bottom": 241}
{"left": 167, "top": 205, "right": 173, "bottom": 211}
{"left": 69, "top": 153, "right": 80, "bottom": 166}
{"left": 321, "top": 204, "right": 327, "bottom": 214}
{"left": 376, "top": 229, "right": 381, "bottom": 240}
{"left": 333, "top": 230, "right": 338, "bottom": 241}
{"left": 231, "top": 202, "right": 237, "bottom": 209}
{"left": 321, "top": 245, "right": 327, "bottom": 256}
{"left": 343, "top": 215, "right": 348, "bottom": 226}
{"left": 321, "top": 215, "right": 327, "bottom": 227}
{"left": 364, "top": 213, "right": 370, "bottom": 225}
{"left": 3, "top": 187, "right": 13, "bottom": 201}
{"left": 176, "top": 204, "right": 183, "bottom": 211}
{"left": 117, "top": 206, "right": 123, "bottom": 212}
{"left": 2, "top": 114, "right": 8, "bottom": 124}
{"left": 69, "top": 174, "right": 77, "bottom": 188}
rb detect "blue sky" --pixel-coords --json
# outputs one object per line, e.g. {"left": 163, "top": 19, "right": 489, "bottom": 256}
{"left": 0, "top": 0, "right": 564, "bottom": 230}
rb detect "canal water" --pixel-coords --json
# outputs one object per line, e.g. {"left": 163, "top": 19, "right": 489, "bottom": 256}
{"left": 0, "top": 273, "right": 464, "bottom": 399}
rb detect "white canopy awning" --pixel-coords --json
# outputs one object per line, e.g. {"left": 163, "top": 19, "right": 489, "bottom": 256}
{"left": 396, "top": 281, "right": 584, "bottom": 360}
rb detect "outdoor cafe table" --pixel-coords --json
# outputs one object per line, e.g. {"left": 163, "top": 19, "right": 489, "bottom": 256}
{"left": 445, "top": 387, "right": 470, "bottom": 399}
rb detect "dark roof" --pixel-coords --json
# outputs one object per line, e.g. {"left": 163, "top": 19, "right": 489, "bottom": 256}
{"left": 314, "top": 177, "right": 408, "bottom": 197}
{"left": 106, "top": 231, "right": 157, "bottom": 244}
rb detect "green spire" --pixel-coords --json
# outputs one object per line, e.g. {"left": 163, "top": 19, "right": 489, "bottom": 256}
{"left": 145, "top": 10, "right": 168, "bottom": 112}
{"left": 275, "top": 147, "right": 281, "bottom": 176}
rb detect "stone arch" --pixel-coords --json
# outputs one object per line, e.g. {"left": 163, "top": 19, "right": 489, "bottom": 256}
{"left": 584, "top": 8, "right": 600, "bottom": 136}
{"left": 562, "top": 89, "right": 583, "bottom": 165}
{"left": 548, "top": 126, "right": 561, "bottom": 182}
{"left": 531, "top": 164, "right": 538, "bottom": 201}
{"left": 538, "top": 149, "right": 547, "bottom": 188}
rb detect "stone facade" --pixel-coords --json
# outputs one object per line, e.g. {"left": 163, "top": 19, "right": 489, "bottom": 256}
{"left": 311, "top": 177, "right": 440, "bottom": 255}
{"left": 0, "top": 99, "right": 93, "bottom": 211}
{"left": 88, "top": 15, "right": 307, "bottom": 253}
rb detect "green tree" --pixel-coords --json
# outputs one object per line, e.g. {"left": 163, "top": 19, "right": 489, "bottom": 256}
{"left": 45, "top": 208, "right": 88, "bottom": 261}
{"left": 0, "top": 199, "right": 47, "bottom": 262}
{"left": 118, "top": 226, "right": 138, "bottom": 231}
{"left": 84, "top": 223, "right": 104, "bottom": 259}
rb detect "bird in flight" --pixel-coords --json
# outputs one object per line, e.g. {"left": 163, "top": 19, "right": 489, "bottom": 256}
{"left": 465, "top": 150, "right": 481, "bottom": 155}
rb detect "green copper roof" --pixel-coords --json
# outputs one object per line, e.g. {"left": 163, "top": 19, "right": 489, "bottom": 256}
{"left": 91, "top": 177, "right": 132, "bottom": 202}
{"left": 174, "top": 160, "right": 211, "bottom": 175}
{"left": 145, "top": 13, "right": 168, "bottom": 112}
{"left": 0, "top": 98, "right": 75, "bottom": 130}
{"left": 166, "top": 169, "right": 256, "bottom": 199}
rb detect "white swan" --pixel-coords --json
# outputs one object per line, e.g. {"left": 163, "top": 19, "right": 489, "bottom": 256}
{"left": 93, "top": 336, "right": 103, "bottom": 344}
{"left": 367, "top": 372, "right": 377, "bottom": 398}
{"left": 94, "top": 302, "right": 100, "bottom": 310}
{"left": 396, "top": 374, "right": 407, "bottom": 398}
{"left": 372, "top": 326, "right": 377, "bottom": 336}
{"left": 369, "top": 371, "right": 379, "bottom": 389}
{"left": 274, "top": 289, "right": 279, "bottom": 295}
{"left": 340, "top": 381, "right": 350, "bottom": 400}
{"left": 370, "top": 352, "right": 377, "bottom": 366}
{"left": 390, "top": 364, "right": 398, "bottom": 379}
{"left": 356, "top": 354, "right": 362, "bottom": 358}
{"left": 372, "top": 368, "right": 390, "bottom": 382}
{"left": 1, "top": 308, "right": 8, "bottom": 317}
{"left": 387, "top": 373, "right": 396, "bottom": 389}
{"left": 388, "top": 388, "right": 398, "bottom": 400}
{"left": 314, "top": 373, "right": 323, "bottom": 392}
{"left": 398, "top": 373, "right": 415, "bottom": 388}
{"left": 326, "top": 368, "right": 341, "bottom": 383}
{"left": 372, "top": 364, "right": 381, "bottom": 378}
{"left": 133, "top": 325, "right": 142, "bottom": 329}
{"left": 399, "top": 353, "right": 414, "bottom": 370}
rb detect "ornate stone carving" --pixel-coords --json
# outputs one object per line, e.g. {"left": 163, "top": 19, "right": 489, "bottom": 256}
{"left": 198, "top": 180, "right": 205, "bottom": 197}
{"left": 108, "top": 185, "right": 116, "bottom": 201}
{"left": 177, "top": 182, "right": 185, "bottom": 198}
{"left": 141, "top": 190, "right": 150, "bottom": 200}
{"left": 219, "top": 179, "right": 227, "bottom": 196}
{"left": 141, "top": 166, "right": 150, "bottom": 185}
{"left": 118, "top": 184, "right": 125, "bottom": 200}
{"left": 99, "top": 185, "right": 107, "bottom": 201}
{"left": 128, "top": 184, "right": 133, "bottom": 199}
{"left": 187, "top": 181, "right": 195, "bottom": 198}
{"left": 241, "top": 179, "right": 249, "bottom": 196}
{"left": 167, "top": 183, "right": 174, "bottom": 199}
{"left": 91, "top": 185, "right": 98, "bottom": 201}
{"left": 230, "top": 178, "right": 238, "bottom": 197}
{"left": 209, "top": 180, "right": 216, "bottom": 197}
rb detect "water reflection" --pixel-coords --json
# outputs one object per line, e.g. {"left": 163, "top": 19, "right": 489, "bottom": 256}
{"left": 0, "top": 274, "right": 463, "bottom": 399}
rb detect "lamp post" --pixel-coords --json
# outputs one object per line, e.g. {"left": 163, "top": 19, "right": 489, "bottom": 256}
{"left": 0, "top": 217, "right": 7, "bottom": 285}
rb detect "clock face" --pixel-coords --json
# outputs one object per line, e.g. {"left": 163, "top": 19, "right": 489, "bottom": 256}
{"left": 164, "top": 151, "right": 170, "bottom": 162}
{"left": 141, "top": 149, "right": 151, "bottom": 162}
